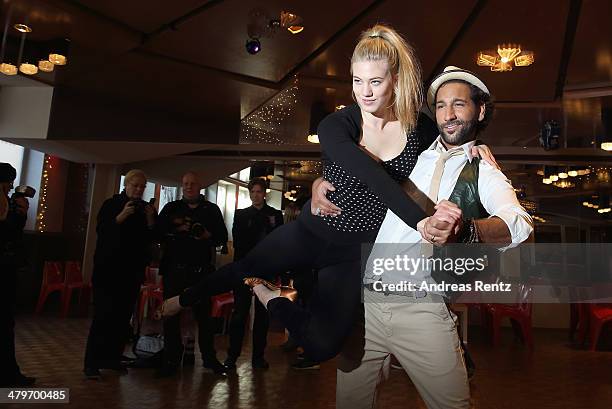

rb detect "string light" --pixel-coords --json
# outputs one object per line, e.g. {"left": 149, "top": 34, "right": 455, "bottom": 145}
{"left": 240, "top": 76, "right": 300, "bottom": 144}
{"left": 36, "top": 155, "right": 52, "bottom": 232}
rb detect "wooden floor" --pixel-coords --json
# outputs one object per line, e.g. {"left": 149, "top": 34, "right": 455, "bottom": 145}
{"left": 7, "top": 313, "right": 612, "bottom": 409}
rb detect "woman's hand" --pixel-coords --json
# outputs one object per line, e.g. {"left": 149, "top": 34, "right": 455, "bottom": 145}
{"left": 115, "top": 201, "right": 136, "bottom": 224}
{"left": 471, "top": 145, "right": 500, "bottom": 170}
{"left": 161, "top": 296, "right": 184, "bottom": 317}
{"left": 144, "top": 204, "right": 156, "bottom": 227}
{"left": 311, "top": 177, "right": 341, "bottom": 217}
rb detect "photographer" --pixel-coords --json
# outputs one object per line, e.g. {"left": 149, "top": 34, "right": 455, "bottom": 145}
{"left": 156, "top": 171, "right": 228, "bottom": 377}
{"left": 0, "top": 162, "right": 35, "bottom": 387}
{"left": 83, "top": 169, "right": 157, "bottom": 380}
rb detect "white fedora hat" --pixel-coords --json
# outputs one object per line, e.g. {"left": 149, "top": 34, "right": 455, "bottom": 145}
{"left": 427, "top": 66, "right": 490, "bottom": 112}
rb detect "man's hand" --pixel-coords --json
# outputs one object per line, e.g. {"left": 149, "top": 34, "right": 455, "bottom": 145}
{"left": 311, "top": 177, "right": 341, "bottom": 217}
{"left": 13, "top": 196, "right": 29, "bottom": 216}
{"left": 197, "top": 227, "right": 212, "bottom": 240}
{"left": 421, "top": 200, "right": 463, "bottom": 244}
{"left": 115, "top": 201, "right": 136, "bottom": 224}
{"left": 161, "top": 296, "right": 184, "bottom": 317}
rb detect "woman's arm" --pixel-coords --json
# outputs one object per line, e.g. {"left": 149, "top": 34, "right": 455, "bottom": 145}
{"left": 318, "top": 113, "right": 427, "bottom": 229}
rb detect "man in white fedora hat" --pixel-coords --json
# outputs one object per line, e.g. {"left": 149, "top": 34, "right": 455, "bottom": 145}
{"left": 332, "top": 66, "right": 533, "bottom": 409}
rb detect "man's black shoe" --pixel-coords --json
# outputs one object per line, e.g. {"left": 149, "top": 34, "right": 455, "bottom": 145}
{"left": 252, "top": 358, "right": 269, "bottom": 369}
{"left": 84, "top": 368, "right": 101, "bottom": 380}
{"left": 203, "top": 359, "right": 227, "bottom": 375}
{"left": 223, "top": 358, "right": 237, "bottom": 370}
{"left": 98, "top": 361, "right": 128, "bottom": 373}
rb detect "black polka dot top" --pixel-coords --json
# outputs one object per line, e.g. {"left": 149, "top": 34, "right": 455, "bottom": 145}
{"left": 299, "top": 104, "right": 438, "bottom": 244}
{"left": 321, "top": 134, "right": 420, "bottom": 233}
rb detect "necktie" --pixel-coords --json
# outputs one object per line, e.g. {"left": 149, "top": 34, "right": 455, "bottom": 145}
{"left": 427, "top": 148, "right": 465, "bottom": 204}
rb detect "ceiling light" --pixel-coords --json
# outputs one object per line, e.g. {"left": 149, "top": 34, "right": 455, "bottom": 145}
{"left": 287, "top": 25, "right": 304, "bottom": 34}
{"left": 602, "top": 142, "right": 612, "bottom": 151}
{"left": 558, "top": 172, "right": 568, "bottom": 179}
{"left": 307, "top": 134, "right": 319, "bottom": 144}
{"left": 568, "top": 170, "right": 578, "bottom": 177}
{"left": 477, "top": 51, "right": 496, "bottom": 67}
{"left": 477, "top": 43, "right": 534, "bottom": 72}
{"left": 514, "top": 51, "right": 535, "bottom": 67}
{"left": 19, "top": 63, "right": 38, "bottom": 75}
{"left": 542, "top": 178, "right": 552, "bottom": 184}
{"left": 49, "top": 53, "right": 67, "bottom": 65}
{"left": 550, "top": 175, "right": 559, "bottom": 182}
{"left": 38, "top": 60, "right": 54, "bottom": 72}
{"left": 13, "top": 23, "right": 32, "bottom": 33}
{"left": 0, "top": 63, "right": 17, "bottom": 75}
{"left": 582, "top": 201, "right": 590, "bottom": 206}
{"left": 280, "top": 11, "right": 303, "bottom": 34}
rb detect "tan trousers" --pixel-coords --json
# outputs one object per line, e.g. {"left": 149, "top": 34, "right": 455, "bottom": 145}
{"left": 336, "top": 290, "right": 470, "bottom": 409}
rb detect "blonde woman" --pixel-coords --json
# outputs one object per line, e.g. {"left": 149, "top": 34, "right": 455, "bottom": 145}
{"left": 163, "top": 24, "right": 491, "bottom": 363}
{"left": 84, "top": 169, "right": 156, "bottom": 379}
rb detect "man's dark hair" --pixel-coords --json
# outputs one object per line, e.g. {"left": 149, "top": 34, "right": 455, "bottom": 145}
{"left": 0, "top": 162, "right": 17, "bottom": 183}
{"left": 436, "top": 79, "right": 495, "bottom": 135}
{"left": 247, "top": 178, "right": 267, "bottom": 192}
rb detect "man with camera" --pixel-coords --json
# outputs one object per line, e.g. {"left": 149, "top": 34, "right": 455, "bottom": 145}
{"left": 156, "top": 171, "right": 228, "bottom": 377}
{"left": 0, "top": 162, "right": 35, "bottom": 387}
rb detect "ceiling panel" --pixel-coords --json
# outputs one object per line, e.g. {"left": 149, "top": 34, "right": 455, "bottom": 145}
{"left": 442, "top": 0, "right": 570, "bottom": 102}
{"left": 299, "top": 0, "right": 478, "bottom": 82}
{"left": 71, "top": 0, "right": 210, "bottom": 33}
{"left": 142, "top": 0, "right": 375, "bottom": 82}
{"left": 566, "top": 0, "right": 612, "bottom": 86}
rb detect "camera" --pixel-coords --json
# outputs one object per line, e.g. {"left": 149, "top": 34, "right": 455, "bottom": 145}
{"left": 9, "top": 185, "right": 36, "bottom": 212}
{"left": 131, "top": 198, "right": 155, "bottom": 212}
{"left": 191, "top": 222, "right": 205, "bottom": 238}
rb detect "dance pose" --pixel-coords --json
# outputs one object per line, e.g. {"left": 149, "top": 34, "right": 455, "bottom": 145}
{"left": 162, "top": 25, "right": 492, "bottom": 362}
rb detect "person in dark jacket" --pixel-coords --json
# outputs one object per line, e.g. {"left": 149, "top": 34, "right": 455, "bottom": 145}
{"left": 83, "top": 169, "right": 156, "bottom": 380}
{"left": 156, "top": 171, "right": 228, "bottom": 377}
{"left": 0, "top": 163, "right": 35, "bottom": 387}
{"left": 224, "top": 178, "right": 283, "bottom": 370}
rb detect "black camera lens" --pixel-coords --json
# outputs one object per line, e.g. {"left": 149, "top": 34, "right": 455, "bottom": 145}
{"left": 246, "top": 38, "right": 261, "bottom": 54}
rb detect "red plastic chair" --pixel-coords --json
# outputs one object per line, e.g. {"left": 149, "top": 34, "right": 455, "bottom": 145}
{"left": 587, "top": 304, "right": 612, "bottom": 351}
{"left": 138, "top": 267, "right": 163, "bottom": 321}
{"left": 483, "top": 283, "right": 533, "bottom": 350}
{"left": 61, "top": 261, "right": 87, "bottom": 318}
{"left": 35, "top": 261, "right": 65, "bottom": 314}
{"left": 211, "top": 292, "right": 234, "bottom": 334}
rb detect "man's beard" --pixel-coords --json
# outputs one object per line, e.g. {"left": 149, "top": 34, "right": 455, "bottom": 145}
{"left": 438, "top": 118, "right": 478, "bottom": 146}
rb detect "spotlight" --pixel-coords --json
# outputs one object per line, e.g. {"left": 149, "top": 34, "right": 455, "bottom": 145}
{"left": 246, "top": 38, "right": 261, "bottom": 54}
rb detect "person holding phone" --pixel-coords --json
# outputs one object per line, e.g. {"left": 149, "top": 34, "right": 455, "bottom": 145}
{"left": 83, "top": 169, "right": 157, "bottom": 380}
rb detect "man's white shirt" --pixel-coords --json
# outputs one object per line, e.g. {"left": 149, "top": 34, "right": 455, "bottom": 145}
{"left": 365, "top": 136, "right": 534, "bottom": 286}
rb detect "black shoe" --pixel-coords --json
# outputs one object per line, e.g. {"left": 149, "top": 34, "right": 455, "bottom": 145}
{"left": 120, "top": 354, "right": 136, "bottom": 364}
{"left": 155, "top": 365, "right": 178, "bottom": 378}
{"left": 98, "top": 361, "right": 128, "bottom": 374}
{"left": 223, "top": 357, "right": 237, "bottom": 370}
{"left": 183, "top": 353, "right": 195, "bottom": 366}
{"left": 251, "top": 358, "right": 269, "bottom": 369}
{"left": 291, "top": 359, "right": 320, "bottom": 370}
{"left": 84, "top": 367, "right": 101, "bottom": 380}
{"left": 203, "top": 359, "right": 227, "bottom": 375}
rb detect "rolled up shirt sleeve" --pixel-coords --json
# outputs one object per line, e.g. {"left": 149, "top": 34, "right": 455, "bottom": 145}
{"left": 478, "top": 163, "right": 534, "bottom": 244}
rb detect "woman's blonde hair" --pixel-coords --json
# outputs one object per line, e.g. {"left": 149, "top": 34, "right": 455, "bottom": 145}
{"left": 351, "top": 24, "right": 423, "bottom": 134}
{"left": 124, "top": 169, "right": 147, "bottom": 186}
